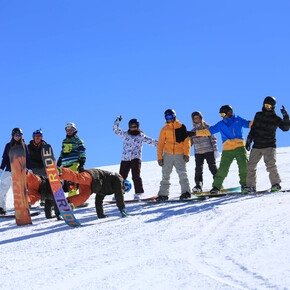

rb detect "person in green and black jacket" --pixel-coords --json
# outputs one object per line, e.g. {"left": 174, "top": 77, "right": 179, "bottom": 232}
{"left": 57, "top": 122, "right": 86, "bottom": 198}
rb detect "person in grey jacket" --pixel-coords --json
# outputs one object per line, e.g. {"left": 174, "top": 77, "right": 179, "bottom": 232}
{"left": 189, "top": 111, "right": 220, "bottom": 193}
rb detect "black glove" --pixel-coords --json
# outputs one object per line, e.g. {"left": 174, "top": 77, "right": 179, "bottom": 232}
{"left": 57, "top": 158, "right": 62, "bottom": 167}
{"left": 183, "top": 155, "right": 190, "bottom": 163}
{"left": 158, "top": 159, "right": 164, "bottom": 166}
{"left": 115, "top": 115, "right": 123, "bottom": 122}
{"left": 78, "top": 159, "right": 85, "bottom": 172}
{"left": 245, "top": 139, "right": 251, "bottom": 151}
{"left": 281, "top": 105, "right": 288, "bottom": 118}
{"left": 187, "top": 131, "right": 196, "bottom": 137}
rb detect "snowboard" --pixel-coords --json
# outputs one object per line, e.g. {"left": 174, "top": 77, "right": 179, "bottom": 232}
{"left": 41, "top": 144, "right": 81, "bottom": 228}
{"left": 192, "top": 186, "right": 241, "bottom": 196}
{"left": 105, "top": 196, "right": 158, "bottom": 204}
{"left": 9, "top": 145, "right": 32, "bottom": 226}
{"left": 0, "top": 211, "right": 40, "bottom": 219}
{"left": 142, "top": 195, "right": 207, "bottom": 205}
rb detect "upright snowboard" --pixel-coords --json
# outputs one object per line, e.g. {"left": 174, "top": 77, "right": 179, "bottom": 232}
{"left": 41, "top": 144, "right": 81, "bottom": 228}
{"left": 9, "top": 145, "right": 32, "bottom": 226}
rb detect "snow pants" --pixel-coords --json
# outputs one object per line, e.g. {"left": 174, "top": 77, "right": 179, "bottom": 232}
{"left": 0, "top": 171, "right": 12, "bottom": 211}
{"left": 194, "top": 151, "right": 217, "bottom": 187}
{"left": 158, "top": 153, "right": 191, "bottom": 196}
{"left": 213, "top": 146, "right": 248, "bottom": 189}
{"left": 119, "top": 158, "right": 144, "bottom": 194}
{"left": 246, "top": 147, "right": 281, "bottom": 187}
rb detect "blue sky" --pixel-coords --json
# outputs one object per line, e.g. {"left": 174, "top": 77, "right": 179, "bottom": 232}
{"left": 0, "top": 0, "right": 289, "bottom": 168}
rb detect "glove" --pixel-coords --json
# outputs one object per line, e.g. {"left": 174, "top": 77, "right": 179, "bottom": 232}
{"left": 57, "top": 158, "right": 62, "bottom": 167}
{"left": 187, "top": 131, "right": 196, "bottom": 137}
{"left": 281, "top": 105, "right": 288, "bottom": 118}
{"left": 115, "top": 115, "right": 123, "bottom": 122}
{"left": 214, "top": 151, "right": 220, "bottom": 159}
{"left": 78, "top": 159, "right": 85, "bottom": 173}
{"left": 158, "top": 159, "right": 164, "bottom": 166}
{"left": 245, "top": 139, "right": 251, "bottom": 151}
{"left": 183, "top": 155, "right": 190, "bottom": 163}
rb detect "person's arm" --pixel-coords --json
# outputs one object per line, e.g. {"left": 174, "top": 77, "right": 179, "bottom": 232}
{"left": 278, "top": 106, "right": 290, "bottom": 131}
{"left": 113, "top": 116, "right": 126, "bottom": 139}
{"left": 157, "top": 128, "right": 166, "bottom": 161}
{"left": 143, "top": 134, "right": 158, "bottom": 147}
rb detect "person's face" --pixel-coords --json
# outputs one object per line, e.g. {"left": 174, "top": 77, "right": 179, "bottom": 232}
{"left": 129, "top": 125, "right": 138, "bottom": 131}
{"left": 193, "top": 116, "right": 201, "bottom": 123}
{"left": 66, "top": 128, "right": 75, "bottom": 136}
{"left": 264, "top": 103, "right": 273, "bottom": 111}
{"left": 165, "top": 115, "right": 175, "bottom": 123}
{"left": 34, "top": 135, "right": 42, "bottom": 144}
{"left": 13, "top": 134, "right": 22, "bottom": 141}
{"left": 220, "top": 112, "right": 231, "bottom": 119}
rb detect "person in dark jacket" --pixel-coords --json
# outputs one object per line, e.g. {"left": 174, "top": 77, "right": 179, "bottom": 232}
{"left": 243, "top": 96, "right": 290, "bottom": 193}
{"left": 0, "top": 128, "right": 32, "bottom": 215}
{"left": 28, "top": 129, "right": 47, "bottom": 176}
{"left": 58, "top": 167, "right": 130, "bottom": 218}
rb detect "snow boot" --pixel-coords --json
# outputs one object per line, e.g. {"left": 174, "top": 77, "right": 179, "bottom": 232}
{"left": 179, "top": 192, "right": 191, "bottom": 200}
{"left": 210, "top": 187, "right": 220, "bottom": 194}
{"left": 155, "top": 195, "right": 169, "bottom": 201}
{"left": 192, "top": 185, "right": 202, "bottom": 193}
{"left": 271, "top": 184, "right": 281, "bottom": 192}
{"left": 0, "top": 207, "right": 6, "bottom": 215}
{"left": 242, "top": 186, "right": 256, "bottom": 194}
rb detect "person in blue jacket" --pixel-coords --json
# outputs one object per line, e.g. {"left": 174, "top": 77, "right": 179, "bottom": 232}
{"left": 0, "top": 128, "right": 32, "bottom": 215}
{"left": 189, "top": 105, "right": 253, "bottom": 194}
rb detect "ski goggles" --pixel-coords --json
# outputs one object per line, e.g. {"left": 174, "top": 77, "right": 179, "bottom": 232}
{"left": 66, "top": 128, "right": 75, "bottom": 132}
{"left": 220, "top": 112, "right": 226, "bottom": 117}
{"left": 165, "top": 115, "right": 174, "bottom": 120}
{"left": 264, "top": 103, "right": 272, "bottom": 109}
{"left": 14, "top": 134, "right": 22, "bottom": 137}
{"left": 33, "top": 133, "right": 43, "bottom": 137}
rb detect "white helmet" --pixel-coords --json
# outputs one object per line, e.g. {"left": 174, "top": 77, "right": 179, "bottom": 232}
{"left": 65, "top": 122, "right": 76, "bottom": 131}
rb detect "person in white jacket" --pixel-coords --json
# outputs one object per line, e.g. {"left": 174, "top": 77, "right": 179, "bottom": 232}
{"left": 113, "top": 116, "right": 158, "bottom": 199}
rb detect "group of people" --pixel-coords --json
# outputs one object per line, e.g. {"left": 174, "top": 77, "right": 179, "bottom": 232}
{"left": 0, "top": 96, "right": 289, "bottom": 220}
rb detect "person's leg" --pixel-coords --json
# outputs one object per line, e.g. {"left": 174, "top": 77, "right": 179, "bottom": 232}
{"left": 158, "top": 153, "right": 174, "bottom": 197}
{"left": 212, "top": 150, "right": 235, "bottom": 189}
{"left": 194, "top": 154, "right": 204, "bottom": 187}
{"left": 205, "top": 151, "right": 218, "bottom": 177}
{"left": 246, "top": 148, "right": 263, "bottom": 187}
{"left": 174, "top": 154, "right": 191, "bottom": 194}
{"left": 0, "top": 171, "right": 12, "bottom": 212}
{"left": 119, "top": 161, "right": 131, "bottom": 180}
{"left": 131, "top": 159, "right": 144, "bottom": 194}
{"left": 60, "top": 168, "right": 92, "bottom": 186}
{"left": 263, "top": 147, "right": 281, "bottom": 186}
{"left": 235, "top": 146, "right": 248, "bottom": 187}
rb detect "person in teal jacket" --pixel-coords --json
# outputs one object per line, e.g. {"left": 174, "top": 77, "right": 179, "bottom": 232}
{"left": 189, "top": 105, "right": 253, "bottom": 193}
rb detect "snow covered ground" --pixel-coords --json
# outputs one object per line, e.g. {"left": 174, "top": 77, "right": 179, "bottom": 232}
{"left": 1, "top": 147, "right": 290, "bottom": 289}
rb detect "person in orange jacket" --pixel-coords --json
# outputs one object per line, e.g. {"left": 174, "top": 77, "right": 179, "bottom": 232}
{"left": 156, "top": 109, "right": 191, "bottom": 201}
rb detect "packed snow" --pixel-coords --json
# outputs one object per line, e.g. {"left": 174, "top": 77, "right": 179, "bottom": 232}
{"left": 1, "top": 148, "right": 290, "bottom": 289}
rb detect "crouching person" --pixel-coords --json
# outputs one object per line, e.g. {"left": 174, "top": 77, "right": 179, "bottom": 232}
{"left": 27, "top": 171, "right": 62, "bottom": 220}
{"left": 58, "top": 167, "right": 131, "bottom": 218}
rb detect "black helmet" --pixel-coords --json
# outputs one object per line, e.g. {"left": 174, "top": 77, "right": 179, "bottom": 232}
{"left": 12, "top": 128, "right": 23, "bottom": 136}
{"left": 191, "top": 111, "right": 203, "bottom": 120}
{"left": 128, "top": 119, "right": 139, "bottom": 128}
{"left": 164, "top": 109, "right": 176, "bottom": 117}
{"left": 33, "top": 129, "right": 43, "bottom": 138}
{"left": 219, "top": 105, "right": 233, "bottom": 115}
{"left": 263, "top": 96, "right": 276, "bottom": 108}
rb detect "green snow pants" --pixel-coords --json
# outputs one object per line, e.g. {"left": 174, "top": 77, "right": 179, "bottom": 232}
{"left": 212, "top": 146, "right": 248, "bottom": 189}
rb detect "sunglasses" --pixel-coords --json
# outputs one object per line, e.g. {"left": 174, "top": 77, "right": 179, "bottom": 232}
{"left": 165, "top": 115, "right": 174, "bottom": 120}
{"left": 34, "top": 134, "right": 42, "bottom": 137}
{"left": 130, "top": 125, "right": 138, "bottom": 129}
{"left": 264, "top": 103, "right": 272, "bottom": 109}
{"left": 220, "top": 113, "right": 226, "bottom": 117}
{"left": 66, "top": 128, "right": 75, "bottom": 132}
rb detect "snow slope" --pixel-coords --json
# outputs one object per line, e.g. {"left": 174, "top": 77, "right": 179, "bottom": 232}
{"left": 1, "top": 148, "right": 290, "bottom": 289}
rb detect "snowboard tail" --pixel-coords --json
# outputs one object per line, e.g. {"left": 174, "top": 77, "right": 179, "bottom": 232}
{"left": 41, "top": 144, "right": 81, "bottom": 228}
{"left": 106, "top": 196, "right": 158, "bottom": 204}
{"left": 9, "top": 145, "right": 32, "bottom": 226}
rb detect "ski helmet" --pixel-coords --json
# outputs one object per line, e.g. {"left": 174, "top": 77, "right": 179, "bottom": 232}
{"left": 219, "top": 105, "right": 233, "bottom": 116}
{"left": 65, "top": 122, "right": 76, "bottom": 131}
{"left": 124, "top": 180, "right": 132, "bottom": 193}
{"left": 263, "top": 96, "right": 276, "bottom": 108}
{"left": 128, "top": 119, "right": 140, "bottom": 128}
{"left": 191, "top": 111, "right": 203, "bottom": 121}
{"left": 33, "top": 129, "right": 43, "bottom": 138}
{"left": 12, "top": 128, "right": 23, "bottom": 136}
{"left": 164, "top": 109, "right": 176, "bottom": 120}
